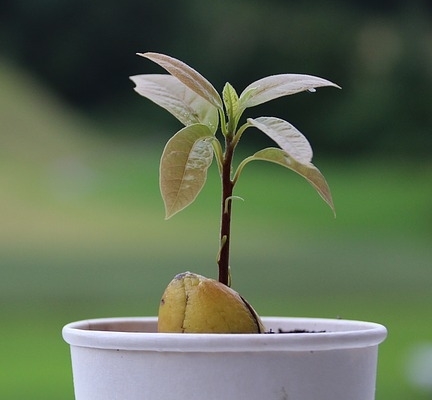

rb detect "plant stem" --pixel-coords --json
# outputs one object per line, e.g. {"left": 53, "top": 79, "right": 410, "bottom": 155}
{"left": 218, "top": 137, "right": 235, "bottom": 286}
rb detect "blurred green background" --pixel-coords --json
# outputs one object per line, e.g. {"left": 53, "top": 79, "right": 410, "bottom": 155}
{"left": 1, "top": 1, "right": 431, "bottom": 399}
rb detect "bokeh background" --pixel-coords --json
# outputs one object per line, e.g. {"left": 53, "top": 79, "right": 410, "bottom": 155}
{"left": 1, "top": 1, "right": 431, "bottom": 399}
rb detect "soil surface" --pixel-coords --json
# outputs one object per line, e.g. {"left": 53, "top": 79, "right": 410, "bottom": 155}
{"left": 266, "top": 329, "right": 327, "bottom": 334}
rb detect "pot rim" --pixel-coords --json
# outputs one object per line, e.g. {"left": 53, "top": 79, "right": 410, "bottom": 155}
{"left": 62, "top": 316, "right": 387, "bottom": 352}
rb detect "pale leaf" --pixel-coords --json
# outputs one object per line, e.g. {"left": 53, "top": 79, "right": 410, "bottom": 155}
{"left": 248, "top": 117, "right": 312, "bottom": 164}
{"left": 246, "top": 147, "right": 334, "bottom": 213}
{"left": 160, "top": 124, "right": 214, "bottom": 218}
{"left": 239, "top": 74, "right": 340, "bottom": 108}
{"left": 130, "top": 74, "right": 218, "bottom": 133}
{"left": 139, "top": 52, "right": 223, "bottom": 109}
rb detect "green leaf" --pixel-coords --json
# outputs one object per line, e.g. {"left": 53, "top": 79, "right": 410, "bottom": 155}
{"left": 130, "top": 74, "right": 218, "bottom": 133}
{"left": 239, "top": 74, "right": 340, "bottom": 108}
{"left": 240, "top": 148, "right": 335, "bottom": 214}
{"left": 139, "top": 52, "right": 223, "bottom": 110}
{"left": 222, "top": 82, "right": 241, "bottom": 130}
{"left": 248, "top": 117, "right": 312, "bottom": 164}
{"left": 160, "top": 124, "right": 214, "bottom": 219}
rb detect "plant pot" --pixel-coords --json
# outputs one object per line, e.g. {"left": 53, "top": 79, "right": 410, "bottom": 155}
{"left": 62, "top": 316, "right": 387, "bottom": 400}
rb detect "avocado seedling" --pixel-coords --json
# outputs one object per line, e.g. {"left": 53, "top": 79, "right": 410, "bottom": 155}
{"left": 130, "top": 52, "right": 339, "bottom": 333}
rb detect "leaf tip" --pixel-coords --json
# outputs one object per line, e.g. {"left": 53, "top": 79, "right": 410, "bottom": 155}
{"left": 128, "top": 75, "right": 138, "bottom": 86}
{"left": 330, "top": 205, "right": 337, "bottom": 218}
{"left": 136, "top": 52, "right": 158, "bottom": 61}
{"left": 324, "top": 196, "right": 336, "bottom": 218}
{"left": 326, "top": 80, "right": 342, "bottom": 90}
{"left": 163, "top": 203, "right": 176, "bottom": 220}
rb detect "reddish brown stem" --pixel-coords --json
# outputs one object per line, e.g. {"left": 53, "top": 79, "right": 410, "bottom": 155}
{"left": 218, "top": 139, "right": 235, "bottom": 286}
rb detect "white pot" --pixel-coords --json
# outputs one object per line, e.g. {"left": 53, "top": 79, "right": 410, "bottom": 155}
{"left": 63, "top": 316, "right": 387, "bottom": 400}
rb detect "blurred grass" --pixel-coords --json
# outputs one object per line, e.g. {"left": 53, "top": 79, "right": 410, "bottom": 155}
{"left": 1, "top": 60, "right": 431, "bottom": 400}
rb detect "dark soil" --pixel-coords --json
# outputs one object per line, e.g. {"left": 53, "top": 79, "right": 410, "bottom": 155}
{"left": 266, "top": 329, "right": 327, "bottom": 334}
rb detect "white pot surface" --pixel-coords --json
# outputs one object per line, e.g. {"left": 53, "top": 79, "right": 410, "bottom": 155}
{"left": 63, "top": 316, "right": 387, "bottom": 400}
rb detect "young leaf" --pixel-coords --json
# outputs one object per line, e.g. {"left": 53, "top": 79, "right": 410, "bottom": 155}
{"left": 239, "top": 74, "right": 340, "bottom": 109}
{"left": 239, "top": 147, "right": 335, "bottom": 214}
{"left": 160, "top": 124, "right": 215, "bottom": 219}
{"left": 248, "top": 117, "right": 313, "bottom": 164}
{"left": 130, "top": 74, "right": 218, "bottom": 133}
{"left": 222, "top": 82, "right": 241, "bottom": 130}
{"left": 138, "top": 52, "right": 223, "bottom": 110}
